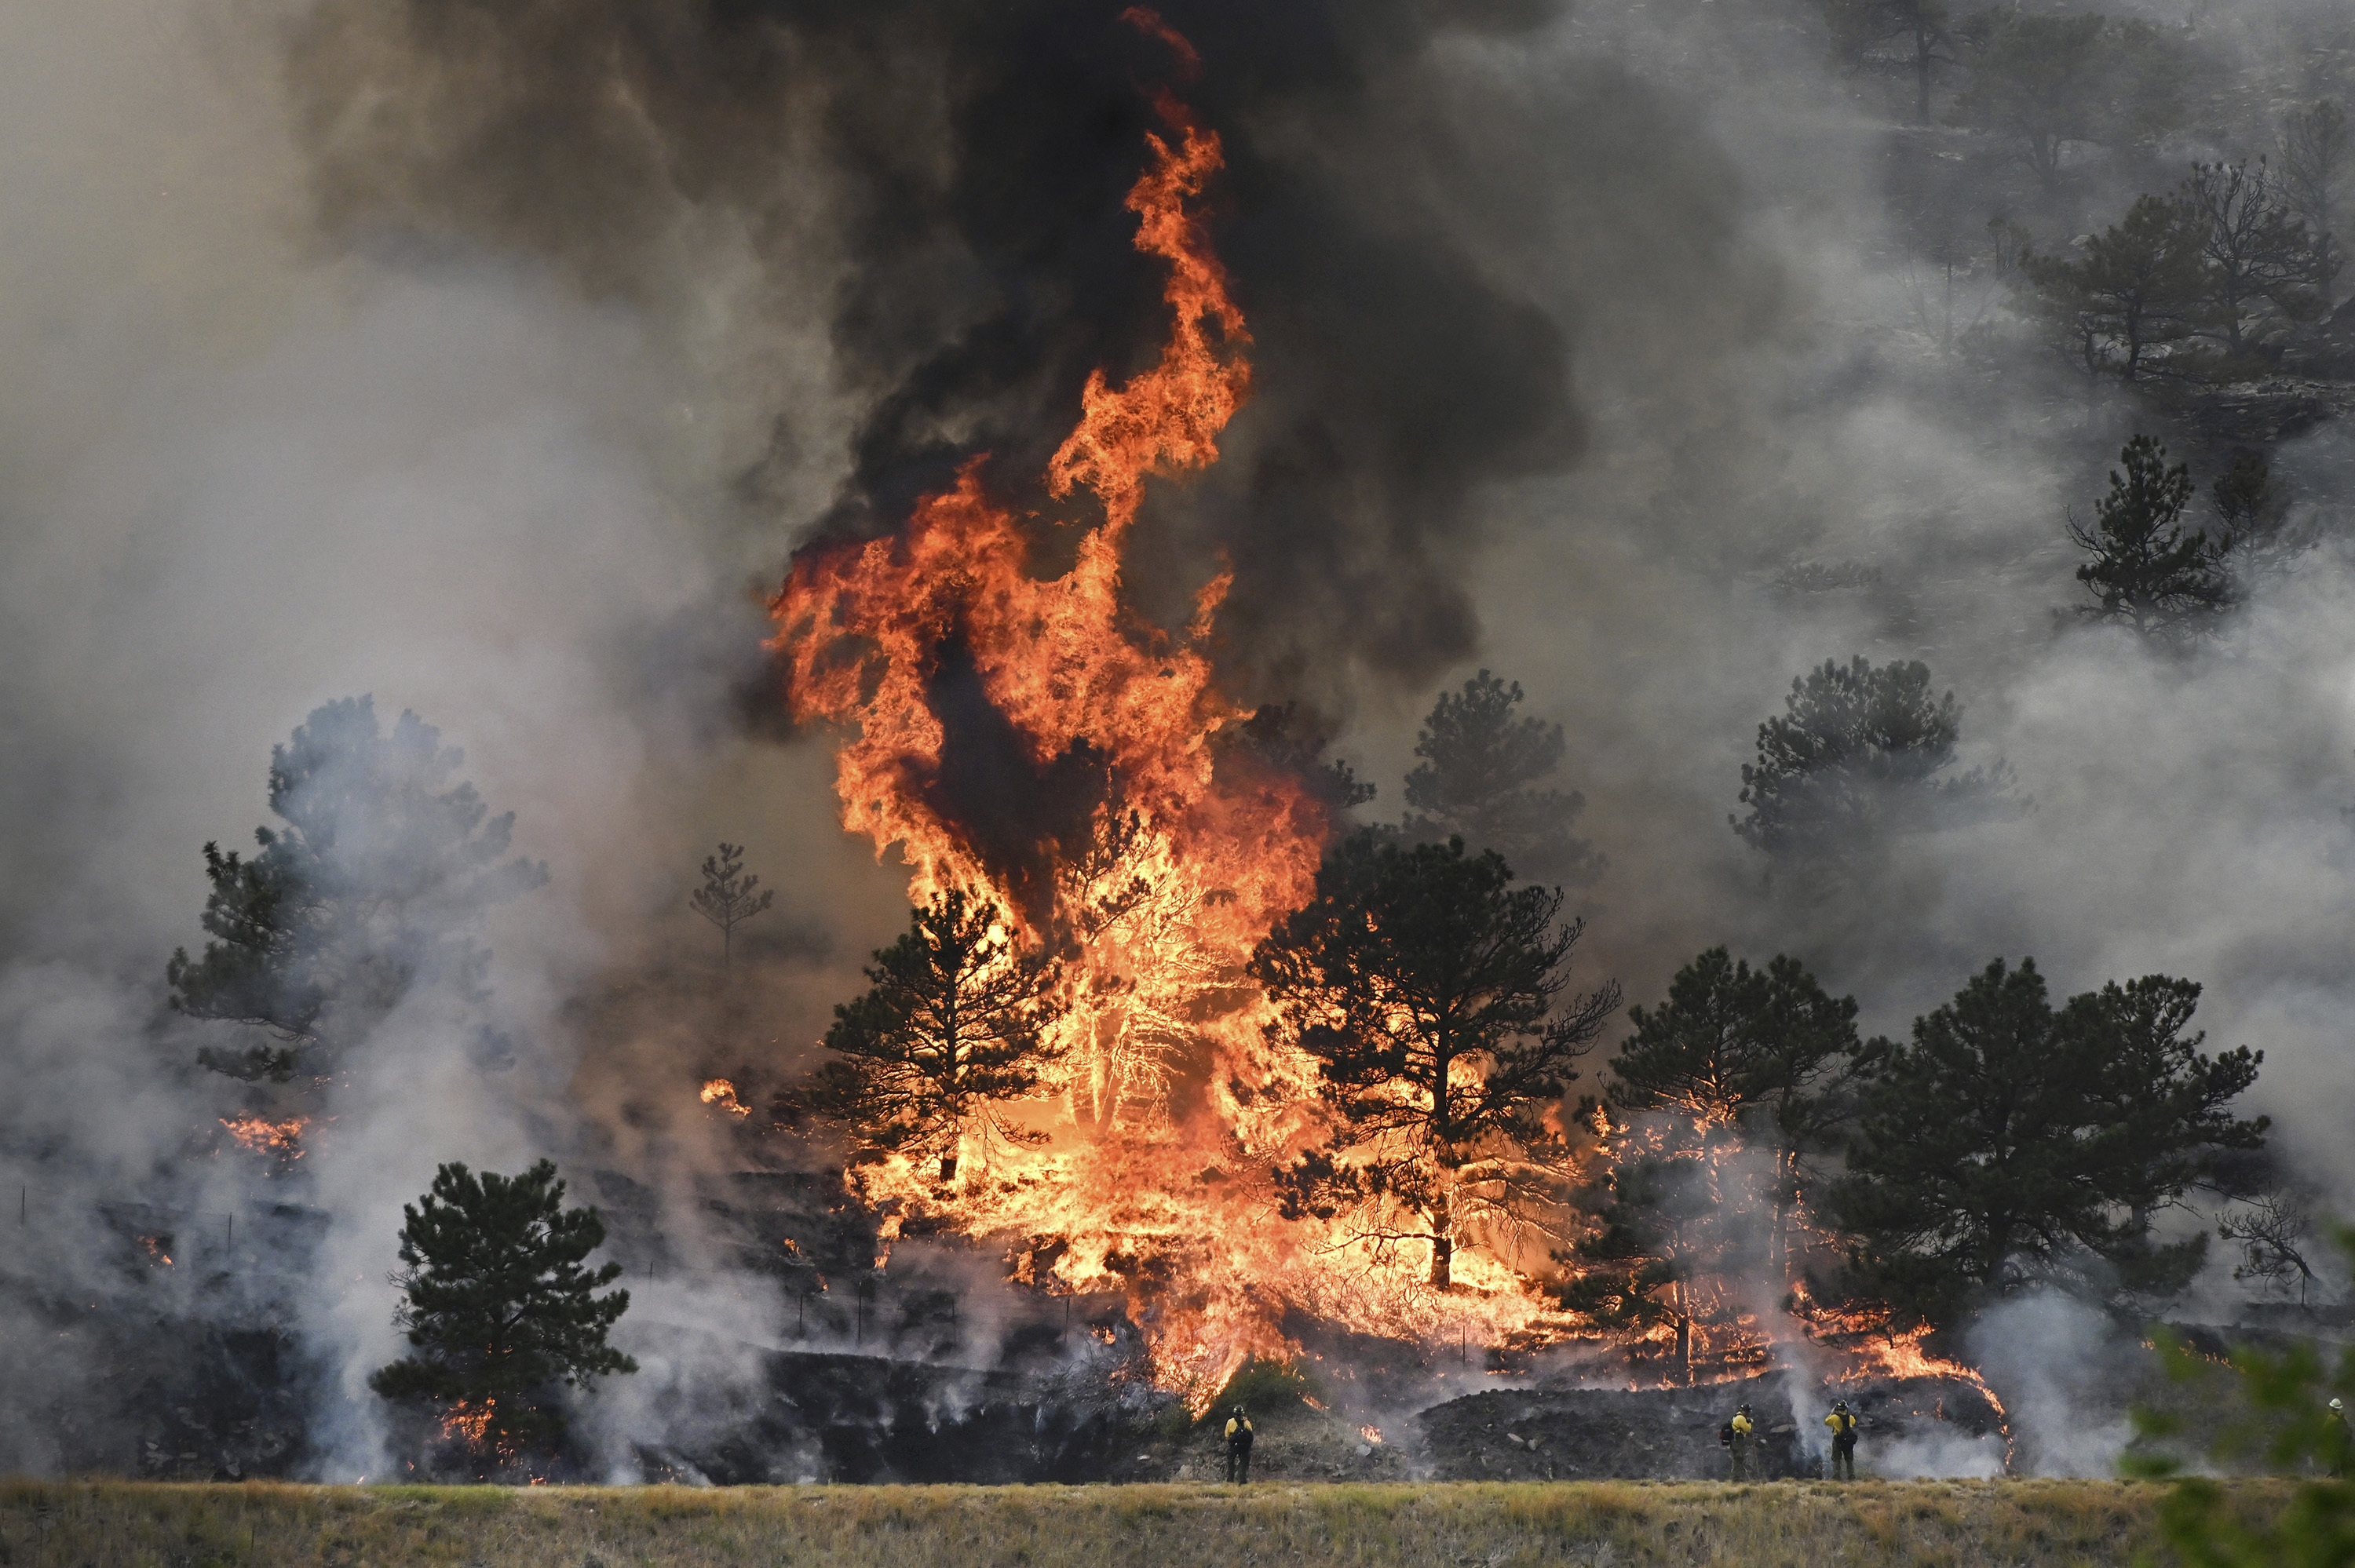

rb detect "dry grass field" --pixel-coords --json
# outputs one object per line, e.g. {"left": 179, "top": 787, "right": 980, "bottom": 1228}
{"left": 0, "top": 1476, "right": 2290, "bottom": 1568}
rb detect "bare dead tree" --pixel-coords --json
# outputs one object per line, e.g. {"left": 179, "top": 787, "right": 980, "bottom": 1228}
{"left": 2219, "top": 1184, "right": 2320, "bottom": 1307}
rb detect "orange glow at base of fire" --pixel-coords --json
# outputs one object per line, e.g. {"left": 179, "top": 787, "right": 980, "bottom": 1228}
{"left": 221, "top": 1114, "right": 308, "bottom": 1159}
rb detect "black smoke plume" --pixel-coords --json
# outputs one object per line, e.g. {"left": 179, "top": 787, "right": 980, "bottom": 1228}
{"left": 288, "top": 0, "right": 1599, "bottom": 702}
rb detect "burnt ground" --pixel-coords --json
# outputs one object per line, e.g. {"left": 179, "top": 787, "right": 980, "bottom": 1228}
{"left": 1412, "top": 1373, "right": 2005, "bottom": 1482}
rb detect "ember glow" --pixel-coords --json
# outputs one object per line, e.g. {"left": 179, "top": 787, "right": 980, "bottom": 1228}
{"left": 700, "top": 1079, "right": 751, "bottom": 1118}
{"left": 220, "top": 1114, "right": 308, "bottom": 1160}
{"left": 767, "top": 37, "right": 1550, "bottom": 1402}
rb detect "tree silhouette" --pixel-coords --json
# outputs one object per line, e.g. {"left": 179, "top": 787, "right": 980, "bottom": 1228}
{"left": 1733, "top": 656, "right": 2016, "bottom": 857}
{"left": 1251, "top": 832, "right": 1619, "bottom": 1289}
{"left": 169, "top": 697, "right": 546, "bottom": 1081}
{"left": 1401, "top": 670, "right": 1601, "bottom": 885}
{"left": 2068, "top": 435, "right": 2231, "bottom": 637}
{"left": 815, "top": 887, "right": 1066, "bottom": 1185}
{"left": 688, "top": 841, "right": 776, "bottom": 969}
{"left": 371, "top": 1159, "right": 634, "bottom": 1460}
{"left": 2021, "top": 195, "right": 2208, "bottom": 388}
{"left": 1828, "top": 959, "right": 2265, "bottom": 1328}
{"left": 1607, "top": 948, "right": 1864, "bottom": 1284}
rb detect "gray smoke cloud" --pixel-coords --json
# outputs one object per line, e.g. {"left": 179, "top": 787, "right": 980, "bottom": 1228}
{"left": 1, "top": 0, "right": 2350, "bottom": 1479}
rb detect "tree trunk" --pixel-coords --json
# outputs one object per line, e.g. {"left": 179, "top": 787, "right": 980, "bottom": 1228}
{"left": 1675, "top": 1312, "right": 1692, "bottom": 1386}
{"left": 1429, "top": 1234, "right": 1453, "bottom": 1289}
{"left": 939, "top": 1154, "right": 958, "bottom": 1185}
{"left": 1770, "top": 1147, "right": 1791, "bottom": 1285}
{"left": 1914, "top": 32, "right": 1933, "bottom": 125}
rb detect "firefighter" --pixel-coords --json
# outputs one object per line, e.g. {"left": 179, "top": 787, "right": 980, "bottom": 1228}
{"left": 1728, "top": 1403, "right": 1755, "bottom": 1482}
{"left": 2328, "top": 1398, "right": 2350, "bottom": 1479}
{"left": 1223, "top": 1406, "right": 1255, "bottom": 1484}
{"left": 1824, "top": 1399, "right": 1858, "bottom": 1481}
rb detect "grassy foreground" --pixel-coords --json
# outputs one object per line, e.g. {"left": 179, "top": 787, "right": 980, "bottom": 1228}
{"left": 0, "top": 1476, "right": 2288, "bottom": 1567}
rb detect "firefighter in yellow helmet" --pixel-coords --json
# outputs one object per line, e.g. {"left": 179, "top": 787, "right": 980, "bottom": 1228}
{"left": 1727, "top": 1403, "right": 1755, "bottom": 1481}
{"left": 1824, "top": 1399, "right": 1858, "bottom": 1480}
{"left": 1223, "top": 1406, "right": 1254, "bottom": 1484}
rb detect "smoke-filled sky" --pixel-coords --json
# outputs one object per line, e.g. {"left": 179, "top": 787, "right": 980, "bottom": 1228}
{"left": 2, "top": 0, "right": 2352, "bottom": 1477}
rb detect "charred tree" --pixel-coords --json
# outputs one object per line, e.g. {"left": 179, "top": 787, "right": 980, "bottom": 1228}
{"left": 167, "top": 696, "right": 547, "bottom": 1081}
{"left": 2182, "top": 161, "right": 2319, "bottom": 356}
{"left": 371, "top": 1159, "right": 634, "bottom": 1465}
{"left": 2277, "top": 99, "right": 2348, "bottom": 298}
{"left": 1251, "top": 832, "right": 1619, "bottom": 1289}
{"left": 814, "top": 887, "right": 1066, "bottom": 1186}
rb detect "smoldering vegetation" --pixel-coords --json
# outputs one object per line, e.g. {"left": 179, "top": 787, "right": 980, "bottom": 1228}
{"left": 0, "top": 0, "right": 2350, "bottom": 1489}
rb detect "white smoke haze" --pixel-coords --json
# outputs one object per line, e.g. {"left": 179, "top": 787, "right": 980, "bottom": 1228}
{"left": 0, "top": 0, "right": 2350, "bottom": 1481}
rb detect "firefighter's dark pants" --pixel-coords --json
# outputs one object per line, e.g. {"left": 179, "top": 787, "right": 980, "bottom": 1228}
{"left": 1832, "top": 1435, "right": 1856, "bottom": 1481}
{"left": 1225, "top": 1443, "right": 1251, "bottom": 1483}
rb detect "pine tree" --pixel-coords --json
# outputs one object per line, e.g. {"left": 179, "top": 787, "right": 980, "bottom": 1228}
{"left": 168, "top": 697, "right": 546, "bottom": 1081}
{"left": 1400, "top": 670, "right": 1600, "bottom": 885}
{"left": 815, "top": 887, "right": 1066, "bottom": 1185}
{"left": 1828, "top": 958, "right": 2265, "bottom": 1328}
{"left": 1606, "top": 949, "right": 1863, "bottom": 1284}
{"left": 1251, "top": 832, "right": 1619, "bottom": 1289}
{"left": 2068, "top": 435, "right": 2231, "bottom": 636}
{"left": 370, "top": 1159, "right": 635, "bottom": 1458}
{"left": 688, "top": 841, "right": 776, "bottom": 969}
{"left": 2020, "top": 195, "right": 2209, "bottom": 386}
{"left": 1732, "top": 656, "right": 2015, "bottom": 856}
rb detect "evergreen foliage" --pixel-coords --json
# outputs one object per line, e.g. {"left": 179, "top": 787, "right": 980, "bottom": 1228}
{"left": 688, "top": 841, "right": 776, "bottom": 968}
{"left": 1732, "top": 656, "right": 2014, "bottom": 856}
{"left": 1563, "top": 950, "right": 1860, "bottom": 1380}
{"left": 814, "top": 887, "right": 1066, "bottom": 1184}
{"left": 168, "top": 697, "right": 546, "bottom": 1081}
{"left": 2068, "top": 435, "right": 2232, "bottom": 636}
{"left": 1251, "top": 831, "right": 1619, "bottom": 1288}
{"left": 1400, "top": 670, "right": 1600, "bottom": 885}
{"left": 370, "top": 1158, "right": 635, "bottom": 1455}
{"left": 1828, "top": 957, "right": 2266, "bottom": 1328}
{"left": 2130, "top": 1231, "right": 2355, "bottom": 1563}
{"left": 1607, "top": 949, "right": 1864, "bottom": 1279}
{"left": 2020, "top": 194, "right": 2209, "bottom": 385}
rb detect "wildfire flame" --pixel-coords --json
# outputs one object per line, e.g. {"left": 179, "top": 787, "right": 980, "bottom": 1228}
{"left": 220, "top": 1114, "right": 308, "bottom": 1159}
{"left": 761, "top": 19, "right": 1999, "bottom": 1415}
{"left": 766, "top": 25, "right": 1402, "bottom": 1402}
{"left": 701, "top": 1079, "right": 752, "bottom": 1118}
{"left": 442, "top": 1400, "right": 495, "bottom": 1447}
